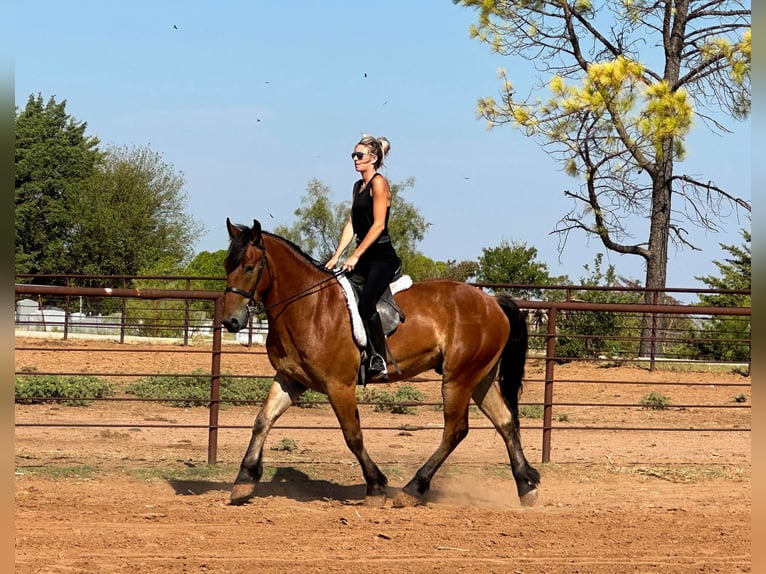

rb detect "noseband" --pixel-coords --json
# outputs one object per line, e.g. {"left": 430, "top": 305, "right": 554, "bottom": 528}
{"left": 224, "top": 241, "right": 268, "bottom": 311}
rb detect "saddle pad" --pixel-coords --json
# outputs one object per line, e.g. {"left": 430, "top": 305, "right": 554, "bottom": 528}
{"left": 337, "top": 273, "right": 413, "bottom": 348}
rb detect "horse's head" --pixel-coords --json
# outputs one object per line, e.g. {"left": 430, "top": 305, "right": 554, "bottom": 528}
{"left": 222, "top": 218, "right": 270, "bottom": 332}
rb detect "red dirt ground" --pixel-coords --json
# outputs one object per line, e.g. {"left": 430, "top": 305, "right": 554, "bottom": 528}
{"left": 15, "top": 337, "right": 751, "bottom": 573}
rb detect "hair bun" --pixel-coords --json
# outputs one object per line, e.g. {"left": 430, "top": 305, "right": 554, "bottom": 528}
{"left": 377, "top": 137, "right": 391, "bottom": 158}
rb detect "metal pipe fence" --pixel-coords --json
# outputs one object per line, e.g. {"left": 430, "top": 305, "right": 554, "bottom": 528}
{"left": 15, "top": 279, "right": 751, "bottom": 465}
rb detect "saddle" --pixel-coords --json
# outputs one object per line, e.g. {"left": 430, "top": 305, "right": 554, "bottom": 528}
{"left": 345, "top": 268, "right": 407, "bottom": 337}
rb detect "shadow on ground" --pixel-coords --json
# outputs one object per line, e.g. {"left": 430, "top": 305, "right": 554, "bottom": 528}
{"left": 168, "top": 466, "right": 369, "bottom": 502}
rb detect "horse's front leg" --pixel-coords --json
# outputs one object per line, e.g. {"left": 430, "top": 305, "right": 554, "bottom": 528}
{"left": 230, "top": 373, "right": 305, "bottom": 505}
{"left": 327, "top": 384, "right": 388, "bottom": 507}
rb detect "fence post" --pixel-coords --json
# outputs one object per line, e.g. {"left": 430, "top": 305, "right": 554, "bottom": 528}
{"left": 542, "top": 306, "right": 557, "bottom": 463}
{"left": 207, "top": 297, "right": 224, "bottom": 465}
{"left": 183, "top": 278, "right": 191, "bottom": 346}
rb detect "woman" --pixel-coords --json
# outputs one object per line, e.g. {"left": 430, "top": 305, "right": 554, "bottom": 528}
{"left": 325, "top": 134, "right": 401, "bottom": 382}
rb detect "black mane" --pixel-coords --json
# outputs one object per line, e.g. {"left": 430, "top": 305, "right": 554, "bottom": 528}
{"left": 225, "top": 223, "right": 332, "bottom": 274}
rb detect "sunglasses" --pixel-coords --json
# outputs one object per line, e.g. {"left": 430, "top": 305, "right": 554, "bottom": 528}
{"left": 351, "top": 151, "right": 368, "bottom": 160}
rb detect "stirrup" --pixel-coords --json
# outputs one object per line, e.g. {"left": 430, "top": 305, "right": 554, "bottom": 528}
{"left": 367, "top": 353, "right": 388, "bottom": 381}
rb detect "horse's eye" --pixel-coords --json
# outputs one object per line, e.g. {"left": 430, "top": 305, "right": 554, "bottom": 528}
{"left": 244, "top": 265, "right": 255, "bottom": 273}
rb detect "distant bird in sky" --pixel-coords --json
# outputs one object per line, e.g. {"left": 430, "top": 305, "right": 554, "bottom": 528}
{"left": 173, "top": 24, "right": 178, "bottom": 29}
{"left": 364, "top": 73, "right": 367, "bottom": 78}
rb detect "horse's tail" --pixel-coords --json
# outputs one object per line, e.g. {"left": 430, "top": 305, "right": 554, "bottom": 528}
{"left": 496, "top": 295, "right": 528, "bottom": 417}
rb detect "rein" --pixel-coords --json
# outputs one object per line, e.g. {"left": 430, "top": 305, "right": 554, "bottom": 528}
{"left": 224, "top": 240, "right": 343, "bottom": 316}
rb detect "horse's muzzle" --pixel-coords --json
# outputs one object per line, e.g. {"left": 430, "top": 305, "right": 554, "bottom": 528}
{"left": 222, "top": 317, "right": 243, "bottom": 333}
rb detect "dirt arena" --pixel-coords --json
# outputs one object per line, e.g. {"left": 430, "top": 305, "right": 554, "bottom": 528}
{"left": 15, "top": 337, "right": 751, "bottom": 573}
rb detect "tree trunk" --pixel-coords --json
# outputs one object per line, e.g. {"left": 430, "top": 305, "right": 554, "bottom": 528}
{"left": 640, "top": 147, "right": 673, "bottom": 358}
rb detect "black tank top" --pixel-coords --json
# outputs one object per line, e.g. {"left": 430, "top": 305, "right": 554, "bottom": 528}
{"left": 351, "top": 173, "right": 391, "bottom": 246}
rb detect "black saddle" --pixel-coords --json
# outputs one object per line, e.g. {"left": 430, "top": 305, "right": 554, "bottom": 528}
{"left": 346, "top": 268, "right": 406, "bottom": 337}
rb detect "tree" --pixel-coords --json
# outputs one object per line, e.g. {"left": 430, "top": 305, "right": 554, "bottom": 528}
{"left": 275, "top": 176, "right": 431, "bottom": 273}
{"left": 66, "top": 145, "right": 203, "bottom": 283}
{"left": 455, "top": 0, "right": 751, "bottom": 352}
{"left": 689, "top": 228, "right": 750, "bottom": 362}
{"left": 15, "top": 94, "right": 103, "bottom": 278}
{"left": 476, "top": 239, "right": 558, "bottom": 298}
{"left": 274, "top": 178, "right": 348, "bottom": 261}
{"left": 182, "top": 250, "right": 228, "bottom": 292}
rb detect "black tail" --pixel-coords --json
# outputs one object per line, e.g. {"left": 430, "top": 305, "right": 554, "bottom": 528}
{"left": 496, "top": 295, "right": 528, "bottom": 416}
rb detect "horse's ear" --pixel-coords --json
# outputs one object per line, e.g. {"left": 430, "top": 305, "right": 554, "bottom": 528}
{"left": 250, "top": 219, "right": 262, "bottom": 245}
{"left": 226, "top": 217, "right": 239, "bottom": 239}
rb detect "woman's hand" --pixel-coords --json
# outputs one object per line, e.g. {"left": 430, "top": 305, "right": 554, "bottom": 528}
{"left": 342, "top": 254, "right": 360, "bottom": 272}
{"left": 324, "top": 255, "right": 339, "bottom": 270}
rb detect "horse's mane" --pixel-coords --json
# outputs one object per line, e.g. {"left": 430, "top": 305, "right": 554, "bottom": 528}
{"left": 225, "top": 223, "right": 332, "bottom": 274}
{"left": 263, "top": 231, "right": 328, "bottom": 270}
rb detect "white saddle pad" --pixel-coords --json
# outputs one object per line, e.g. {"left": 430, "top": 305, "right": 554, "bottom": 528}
{"left": 336, "top": 273, "right": 413, "bottom": 348}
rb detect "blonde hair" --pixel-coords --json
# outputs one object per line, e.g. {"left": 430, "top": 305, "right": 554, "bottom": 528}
{"left": 357, "top": 134, "right": 391, "bottom": 169}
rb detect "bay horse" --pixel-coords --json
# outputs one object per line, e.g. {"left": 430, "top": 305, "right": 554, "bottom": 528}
{"left": 222, "top": 218, "right": 540, "bottom": 508}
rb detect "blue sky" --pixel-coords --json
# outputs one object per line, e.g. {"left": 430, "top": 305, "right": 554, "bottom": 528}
{"left": 14, "top": 1, "right": 751, "bottom": 293}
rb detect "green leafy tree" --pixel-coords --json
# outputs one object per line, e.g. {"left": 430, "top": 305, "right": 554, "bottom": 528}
{"left": 555, "top": 254, "right": 644, "bottom": 360}
{"left": 15, "top": 94, "right": 103, "bottom": 279}
{"left": 67, "top": 145, "right": 202, "bottom": 284}
{"left": 403, "top": 253, "right": 443, "bottom": 282}
{"left": 455, "top": 0, "right": 751, "bottom": 354}
{"left": 689, "top": 229, "right": 751, "bottom": 361}
{"left": 183, "top": 250, "right": 228, "bottom": 292}
{"left": 476, "top": 240, "right": 556, "bottom": 298}
{"left": 274, "top": 178, "right": 347, "bottom": 261}
{"left": 436, "top": 259, "right": 480, "bottom": 282}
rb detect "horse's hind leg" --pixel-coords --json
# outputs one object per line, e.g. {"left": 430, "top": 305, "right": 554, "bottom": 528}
{"left": 230, "top": 374, "right": 305, "bottom": 505}
{"left": 393, "top": 380, "right": 473, "bottom": 508}
{"left": 472, "top": 375, "right": 540, "bottom": 507}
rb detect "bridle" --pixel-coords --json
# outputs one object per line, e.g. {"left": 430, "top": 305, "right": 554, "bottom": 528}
{"left": 224, "top": 240, "right": 269, "bottom": 313}
{"left": 224, "top": 239, "right": 343, "bottom": 317}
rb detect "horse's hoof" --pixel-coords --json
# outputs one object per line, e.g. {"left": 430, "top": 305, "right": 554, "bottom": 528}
{"left": 519, "top": 488, "right": 538, "bottom": 508}
{"left": 230, "top": 482, "right": 257, "bottom": 505}
{"left": 364, "top": 494, "right": 387, "bottom": 508}
{"left": 392, "top": 491, "right": 422, "bottom": 508}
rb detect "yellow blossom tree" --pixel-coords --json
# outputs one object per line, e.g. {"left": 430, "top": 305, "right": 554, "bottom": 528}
{"left": 454, "top": 0, "right": 750, "bottom": 355}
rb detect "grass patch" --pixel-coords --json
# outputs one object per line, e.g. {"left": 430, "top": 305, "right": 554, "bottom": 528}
{"left": 124, "top": 370, "right": 272, "bottom": 408}
{"left": 633, "top": 360, "right": 749, "bottom": 374}
{"left": 271, "top": 438, "right": 297, "bottom": 452}
{"left": 126, "top": 464, "right": 238, "bottom": 482}
{"left": 15, "top": 375, "right": 114, "bottom": 406}
{"left": 619, "top": 465, "right": 749, "bottom": 483}
{"left": 17, "top": 464, "right": 100, "bottom": 479}
{"left": 124, "top": 371, "right": 327, "bottom": 409}
{"left": 358, "top": 384, "right": 426, "bottom": 414}
{"left": 519, "top": 404, "right": 544, "bottom": 419}
{"left": 639, "top": 391, "right": 671, "bottom": 410}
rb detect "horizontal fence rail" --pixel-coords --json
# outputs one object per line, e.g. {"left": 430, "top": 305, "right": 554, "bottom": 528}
{"left": 15, "top": 278, "right": 751, "bottom": 465}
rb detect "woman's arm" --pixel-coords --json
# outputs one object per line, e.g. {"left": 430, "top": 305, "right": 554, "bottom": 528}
{"left": 324, "top": 216, "right": 354, "bottom": 269}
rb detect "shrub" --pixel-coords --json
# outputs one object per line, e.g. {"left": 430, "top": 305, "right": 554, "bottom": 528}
{"left": 519, "top": 404, "right": 544, "bottom": 419}
{"left": 639, "top": 391, "right": 671, "bottom": 410}
{"left": 15, "top": 375, "right": 114, "bottom": 406}
{"left": 125, "top": 370, "right": 273, "bottom": 408}
{"left": 271, "top": 438, "right": 297, "bottom": 452}
{"left": 359, "top": 384, "right": 426, "bottom": 414}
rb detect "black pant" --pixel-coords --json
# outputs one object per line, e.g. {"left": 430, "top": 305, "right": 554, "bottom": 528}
{"left": 355, "top": 255, "right": 400, "bottom": 321}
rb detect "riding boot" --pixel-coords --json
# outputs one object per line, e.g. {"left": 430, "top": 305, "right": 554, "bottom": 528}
{"left": 363, "top": 312, "right": 388, "bottom": 382}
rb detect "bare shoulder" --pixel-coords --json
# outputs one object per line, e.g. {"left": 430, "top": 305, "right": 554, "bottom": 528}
{"left": 370, "top": 173, "right": 390, "bottom": 195}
